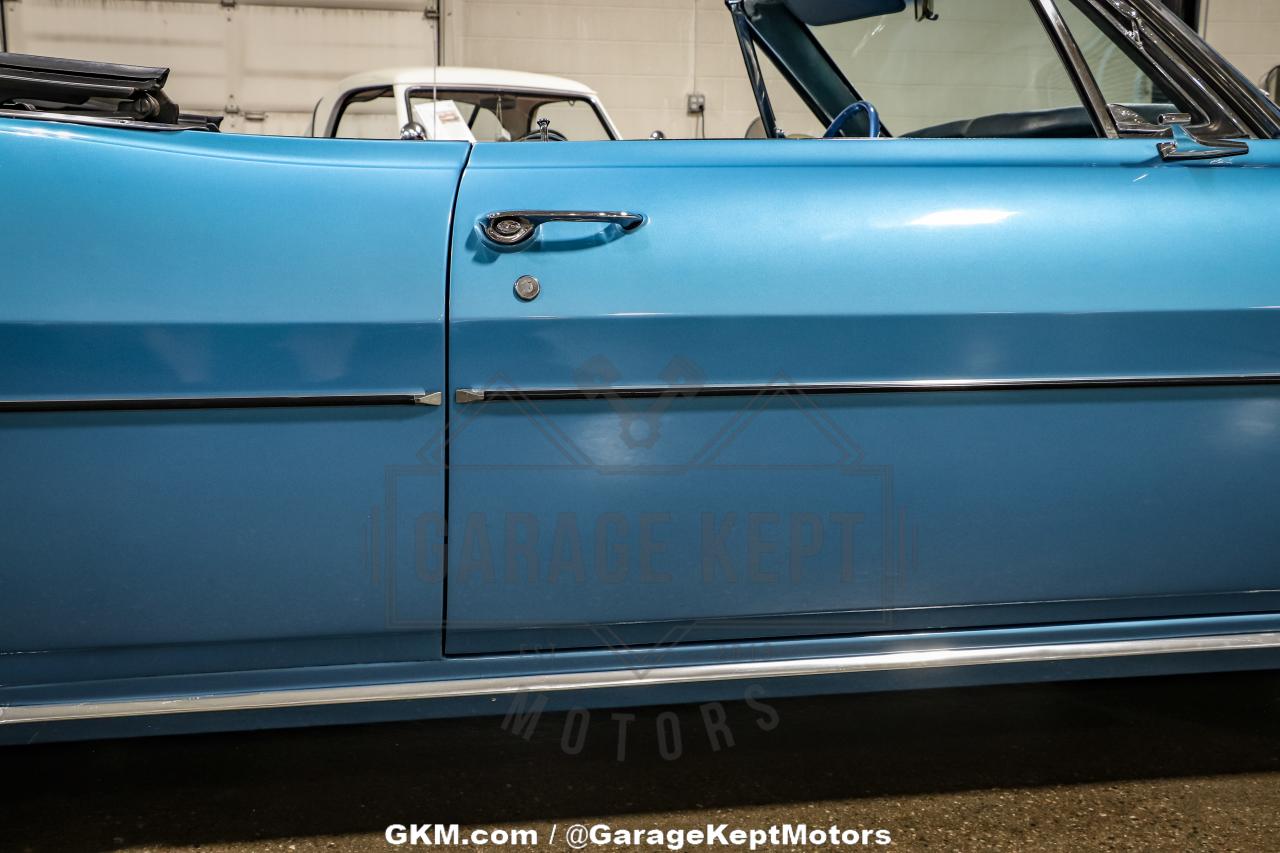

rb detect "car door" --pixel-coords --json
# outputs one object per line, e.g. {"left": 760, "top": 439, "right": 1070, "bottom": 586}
{"left": 443, "top": 0, "right": 1280, "bottom": 655}
{"left": 0, "top": 124, "right": 464, "bottom": 686}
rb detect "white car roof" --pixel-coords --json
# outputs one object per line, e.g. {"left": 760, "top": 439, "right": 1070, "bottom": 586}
{"left": 329, "top": 66, "right": 600, "bottom": 98}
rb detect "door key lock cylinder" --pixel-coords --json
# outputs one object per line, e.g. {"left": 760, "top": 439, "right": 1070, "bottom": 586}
{"left": 514, "top": 274, "right": 541, "bottom": 301}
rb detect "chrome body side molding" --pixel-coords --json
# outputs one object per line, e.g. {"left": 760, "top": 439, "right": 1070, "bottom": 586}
{"left": 3, "top": 631, "right": 1278, "bottom": 725}
{"left": 453, "top": 373, "right": 1280, "bottom": 403}
{"left": 0, "top": 390, "right": 442, "bottom": 413}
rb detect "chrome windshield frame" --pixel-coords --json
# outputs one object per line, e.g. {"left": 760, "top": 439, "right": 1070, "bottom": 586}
{"left": 1129, "top": 0, "right": 1280, "bottom": 137}
{"left": 727, "top": 0, "right": 784, "bottom": 139}
{"left": 1047, "top": 0, "right": 1247, "bottom": 139}
{"left": 1032, "top": 0, "right": 1119, "bottom": 138}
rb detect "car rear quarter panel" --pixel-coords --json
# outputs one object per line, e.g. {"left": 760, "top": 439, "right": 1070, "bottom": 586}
{"left": 0, "top": 121, "right": 466, "bottom": 684}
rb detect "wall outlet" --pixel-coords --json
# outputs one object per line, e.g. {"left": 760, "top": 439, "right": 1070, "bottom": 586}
{"left": 686, "top": 92, "right": 706, "bottom": 115}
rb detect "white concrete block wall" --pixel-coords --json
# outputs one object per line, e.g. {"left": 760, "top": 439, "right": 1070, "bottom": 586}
{"left": 1203, "top": 0, "right": 1280, "bottom": 86}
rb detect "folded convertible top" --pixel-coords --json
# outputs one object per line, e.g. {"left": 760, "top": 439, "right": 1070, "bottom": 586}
{"left": 0, "top": 52, "right": 220, "bottom": 130}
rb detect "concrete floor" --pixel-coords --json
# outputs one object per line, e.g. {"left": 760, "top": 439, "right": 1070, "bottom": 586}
{"left": 3, "top": 670, "right": 1280, "bottom": 852}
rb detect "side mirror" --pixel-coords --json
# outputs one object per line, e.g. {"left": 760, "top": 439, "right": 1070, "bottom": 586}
{"left": 399, "top": 122, "right": 427, "bottom": 141}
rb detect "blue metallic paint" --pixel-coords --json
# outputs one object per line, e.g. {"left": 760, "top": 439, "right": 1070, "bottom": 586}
{"left": 0, "top": 121, "right": 465, "bottom": 683}
{"left": 2, "top": 122, "right": 1279, "bottom": 741}
{"left": 447, "top": 138, "right": 1280, "bottom": 653}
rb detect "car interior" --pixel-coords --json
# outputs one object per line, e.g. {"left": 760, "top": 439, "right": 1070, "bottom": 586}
{"left": 765, "top": 0, "right": 1198, "bottom": 140}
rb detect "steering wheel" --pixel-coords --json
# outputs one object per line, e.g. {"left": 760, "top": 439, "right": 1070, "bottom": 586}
{"left": 518, "top": 128, "right": 568, "bottom": 142}
{"left": 824, "top": 100, "right": 881, "bottom": 139}
{"left": 520, "top": 118, "right": 568, "bottom": 142}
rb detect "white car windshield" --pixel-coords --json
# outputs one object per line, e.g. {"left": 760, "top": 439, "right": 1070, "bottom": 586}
{"left": 334, "top": 86, "right": 612, "bottom": 141}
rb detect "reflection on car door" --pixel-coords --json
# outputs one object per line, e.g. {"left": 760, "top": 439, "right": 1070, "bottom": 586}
{"left": 445, "top": 137, "right": 1280, "bottom": 655}
{"left": 0, "top": 130, "right": 465, "bottom": 686}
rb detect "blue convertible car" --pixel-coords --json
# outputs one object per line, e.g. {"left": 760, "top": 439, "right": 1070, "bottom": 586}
{"left": 4, "top": 0, "right": 1280, "bottom": 743}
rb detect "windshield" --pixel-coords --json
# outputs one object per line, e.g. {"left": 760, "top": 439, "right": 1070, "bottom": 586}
{"left": 407, "top": 90, "right": 612, "bottom": 141}
{"left": 807, "top": 0, "right": 1084, "bottom": 136}
{"left": 332, "top": 86, "right": 613, "bottom": 141}
{"left": 803, "top": 0, "right": 1193, "bottom": 138}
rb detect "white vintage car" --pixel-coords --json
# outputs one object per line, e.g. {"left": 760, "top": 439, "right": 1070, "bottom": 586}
{"left": 308, "top": 66, "right": 621, "bottom": 142}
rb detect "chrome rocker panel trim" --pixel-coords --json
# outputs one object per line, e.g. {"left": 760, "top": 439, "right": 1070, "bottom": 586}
{"left": 454, "top": 373, "right": 1280, "bottom": 403}
{"left": 3, "top": 630, "right": 1278, "bottom": 725}
{"left": 0, "top": 390, "right": 442, "bottom": 413}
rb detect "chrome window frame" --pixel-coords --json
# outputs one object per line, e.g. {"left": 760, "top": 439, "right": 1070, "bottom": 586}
{"left": 1032, "top": 0, "right": 1119, "bottom": 138}
{"left": 1055, "top": 0, "right": 1251, "bottom": 139}
{"left": 325, "top": 84, "right": 398, "bottom": 139}
{"left": 1131, "top": 0, "right": 1280, "bottom": 138}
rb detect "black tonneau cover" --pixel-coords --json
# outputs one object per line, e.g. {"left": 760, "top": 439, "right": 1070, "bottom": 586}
{"left": 0, "top": 51, "right": 219, "bottom": 129}
{"left": 0, "top": 52, "right": 169, "bottom": 103}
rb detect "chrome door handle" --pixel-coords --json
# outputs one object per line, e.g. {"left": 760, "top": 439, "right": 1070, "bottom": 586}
{"left": 482, "top": 210, "right": 646, "bottom": 246}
